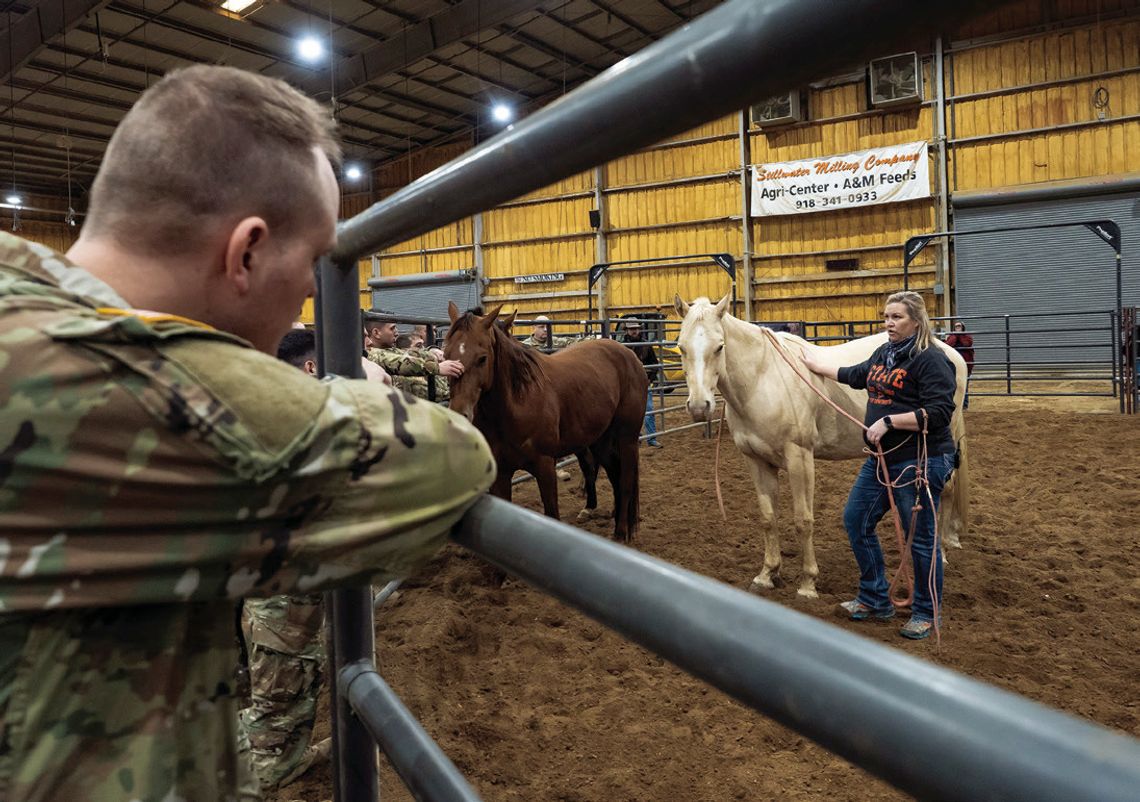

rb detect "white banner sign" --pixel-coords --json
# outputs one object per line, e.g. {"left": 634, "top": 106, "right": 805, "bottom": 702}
{"left": 751, "top": 140, "right": 930, "bottom": 217}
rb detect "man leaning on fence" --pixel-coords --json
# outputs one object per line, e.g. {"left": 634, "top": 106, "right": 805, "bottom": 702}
{"left": 521, "top": 314, "right": 576, "bottom": 351}
{"left": 0, "top": 64, "right": 494, "bottom": 802}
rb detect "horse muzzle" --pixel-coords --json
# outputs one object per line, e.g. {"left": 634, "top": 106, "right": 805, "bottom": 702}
{"left": 452, "top": 404, "right": 476, "bottom": 423}
{"left": 686, "top": 398, "right": 713, "bottom": 422}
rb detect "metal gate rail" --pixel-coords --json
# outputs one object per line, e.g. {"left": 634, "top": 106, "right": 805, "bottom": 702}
{"left": 452, "top": 497, "right": 1140, "bottom": 802}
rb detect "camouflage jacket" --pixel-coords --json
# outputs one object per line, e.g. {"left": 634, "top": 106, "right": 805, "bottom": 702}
{"left": 520, "top": 335, "right": 575, "bottom": 351}
{"left": 365, "top": 346, "right": 449, "bottom": 400}
{"left": 0, "top": 233, "right": 494, "bottom": 801}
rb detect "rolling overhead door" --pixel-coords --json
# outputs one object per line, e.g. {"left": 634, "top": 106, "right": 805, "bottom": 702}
{"left": 368, "top": 269, "right": 482, "bottom": 326}
{"left": 953, "top": 191, "right": 1137, "bottom": 367}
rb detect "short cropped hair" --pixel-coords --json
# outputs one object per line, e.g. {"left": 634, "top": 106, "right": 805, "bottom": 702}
{"left": 277, "top": 328, "right": 317, "bottom": 369}
{"left": 395, "top": 334, "right": 413, "bottom": 348}
{"left": 85, "top": 65, "right": 341, "bottom": 255}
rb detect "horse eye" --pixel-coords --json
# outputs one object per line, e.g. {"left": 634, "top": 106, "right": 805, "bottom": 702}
{"left": 715, "top": 344, "right": 724, "bottom": 353}
{"left": 476, "top": 355, "right": 488, "bottom": 366}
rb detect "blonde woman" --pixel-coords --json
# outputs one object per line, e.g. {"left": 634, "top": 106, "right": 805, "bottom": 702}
{"left": 801, "top": 291, "right": 957, "bottom": 640}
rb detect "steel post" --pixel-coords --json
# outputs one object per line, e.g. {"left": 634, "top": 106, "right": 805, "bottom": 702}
{"left": 317, "top": 256, "right": 378, "bottom": 802}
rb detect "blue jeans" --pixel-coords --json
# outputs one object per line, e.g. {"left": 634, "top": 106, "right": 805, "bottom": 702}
{"left": 842, "top": 454, "right": 955, "bottom": 621}
{"left": 643, "top": 392, "right": 658, "bottom": 442}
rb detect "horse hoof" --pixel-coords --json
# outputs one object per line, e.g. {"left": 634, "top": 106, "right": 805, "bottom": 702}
{"left": 749, "top": 576, "right": 775, "bottom": 593}
{"left": 557, "top": 469, "right": 572, "bottom": 482}
{"left": 796, "top": 586, "right": 819, "bottom": 600}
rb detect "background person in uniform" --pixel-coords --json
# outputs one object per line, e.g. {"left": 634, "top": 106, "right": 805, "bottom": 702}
{"left": 800, "top": 291, "right": 957, "bottom": 640}
{"left": 365, "top": 317, "right": 462, "bottom": 400}
{"left": 285, "top": 326, "right": 391, "bottom": 385}
{"left": 235, "top": 326, "right": 328, "bottom": 794}
{"left": 521, "top": 314, "right": 575, "bottom": 351}
{"left": 412, "top": 323, "right": 447, "bottom": 360}
{"left": 945, "top": 321, "right": 975, "bottom": 409}
{"left": 0, "top": 64, "right": 494, "bottom": 802}
{"left": 620, "top": 318, "right": 663, "bottom": 448}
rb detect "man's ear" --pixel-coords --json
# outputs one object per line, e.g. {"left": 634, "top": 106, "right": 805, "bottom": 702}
{"left": 223, "top": 217, "right": 270, "bottom": 295}
{"left": 303, "top": 359, "right": 318, "bottom": 376}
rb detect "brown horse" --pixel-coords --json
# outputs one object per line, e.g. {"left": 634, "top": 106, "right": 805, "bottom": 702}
{"left": 445, "top": 302, "right": 647, "bottom": 542}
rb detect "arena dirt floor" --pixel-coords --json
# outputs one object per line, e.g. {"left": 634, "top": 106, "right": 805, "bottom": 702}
{"left": 276, "top": 391, "right": 1139, "bottom": 802}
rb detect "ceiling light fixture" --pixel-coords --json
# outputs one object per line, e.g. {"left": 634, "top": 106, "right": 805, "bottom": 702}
{"left": 345, "top": 165, "right": 363, "bottom": 181}
{"left": 220, "top": 0, "right": 258, "bottom": 12}
{"left": 492, "top": 103, "right": 513, "bottom": 123}
{"left": 297, "top": 36, "right": 324, "bottom": 63}
{"left": 5, "top": 194, "right": 21, "bottom": 206}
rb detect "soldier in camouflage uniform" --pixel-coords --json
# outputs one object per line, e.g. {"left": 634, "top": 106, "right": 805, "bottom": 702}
{"left": 520, "top": 315, "right": 576, "bottom": 351}
{"left": 364, "top": 319, "right": 462, "bottom": 401}
{"left": 240, "top": 594, "right": 327, "bottom": 790}
{"left": 236, "top": 328, "right": 328, "bottom": 793}
{"left": 0, "top": 65, "right": 493, "bottom": 802}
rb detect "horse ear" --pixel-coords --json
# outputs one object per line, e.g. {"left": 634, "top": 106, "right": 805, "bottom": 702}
{"left": 447, "top": 301, "right": 460, "bottom": 324}
{"left": 673, "top": 294, "right": 690, "bottom": 317}
{"left": 714, "top": 293, "right": 731, "bottom": 318}
{"left": 481, "top": 303, "right": 503, "bottom": 329}
{"left": 501, "top": 310, "right": 517, "bottom": 332}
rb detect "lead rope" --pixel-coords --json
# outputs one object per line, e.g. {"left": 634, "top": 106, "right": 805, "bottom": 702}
{"left": 714, "top": 403, "right": 728, "bottom": 521}
{"left": 759, "top": 329, "right": 941, "bottom": 637}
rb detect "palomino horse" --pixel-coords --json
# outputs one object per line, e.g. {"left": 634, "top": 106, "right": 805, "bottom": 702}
{"left": 674, "top": 294, "right": 969, "bottom": 598}
{"left": 444, "top": 302, "right": 648, "bottom": 542}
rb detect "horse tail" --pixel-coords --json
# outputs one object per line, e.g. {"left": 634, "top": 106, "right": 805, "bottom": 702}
{"left": 940, "top": 433, "right": 969, "bottom": 550}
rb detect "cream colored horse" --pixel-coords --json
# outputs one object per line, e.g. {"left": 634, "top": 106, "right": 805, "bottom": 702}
{"left": 674, "top": 294, "right": 969, "bottom": 599}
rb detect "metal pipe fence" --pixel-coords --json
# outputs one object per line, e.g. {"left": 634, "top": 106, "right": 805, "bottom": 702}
{"left": 451, "top": 497, "right": 1140, "bottom": 802}
{"left": 313, "top": 1, "right": 1140, "bottom": 801}
{"left": 804, "top": 309, "right": 1127, "bottom": 404}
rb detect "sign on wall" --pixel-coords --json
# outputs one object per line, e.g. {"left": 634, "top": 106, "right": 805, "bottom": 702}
{"left": 750, "top": 141, "right": 930, "bottom": 217}
{"left": 514, "top": 273, "right": 565, "bottom": 284}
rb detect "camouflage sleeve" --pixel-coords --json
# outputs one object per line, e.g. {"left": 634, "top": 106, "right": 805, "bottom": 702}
{"left": 366, "top": 346, "right": 438, "bottom": 376}
{"left": 0, "top": 325, "right": 495, "bottom": 611}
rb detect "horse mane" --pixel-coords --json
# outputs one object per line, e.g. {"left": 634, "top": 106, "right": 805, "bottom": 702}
{"left": 453, "top": 311, "right": 544, "bottom": 396}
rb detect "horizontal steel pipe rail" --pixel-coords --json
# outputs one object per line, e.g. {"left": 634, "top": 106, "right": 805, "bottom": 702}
{"left": 340, "top": 660, "right": 484, "bottom": 802}
{"left": 451, "top": 496, "right": 1140, "bottom": 802}
{"left": 333, "top": 0, "right": 998, "bottom": 261}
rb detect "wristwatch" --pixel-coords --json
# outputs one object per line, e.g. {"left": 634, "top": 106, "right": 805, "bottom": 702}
{"left": 883, "top": 416, "right": 894, "bottom": 430}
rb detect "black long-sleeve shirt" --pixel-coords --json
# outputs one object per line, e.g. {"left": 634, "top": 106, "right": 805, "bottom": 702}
{"left": 837, "top": 342, "right": 957, "bottom": 463}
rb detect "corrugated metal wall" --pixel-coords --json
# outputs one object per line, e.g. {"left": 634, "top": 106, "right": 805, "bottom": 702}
{"left": 483, "top": 171, "right": 594, "bottom": 323}
{"left": 366, "top": 0, "right": 1139, "bottom": 331}
{"left": 10, "top": 2, "right": 1139, "bottom": 334}
{"left": 949, "top": 9, "right": 1140, "bottom": 191}
{"left": 605, "top": 114, "right": 741, "bottom": 316}
{"left": 749, "top": 85, "right": 939, "bottom": 324}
